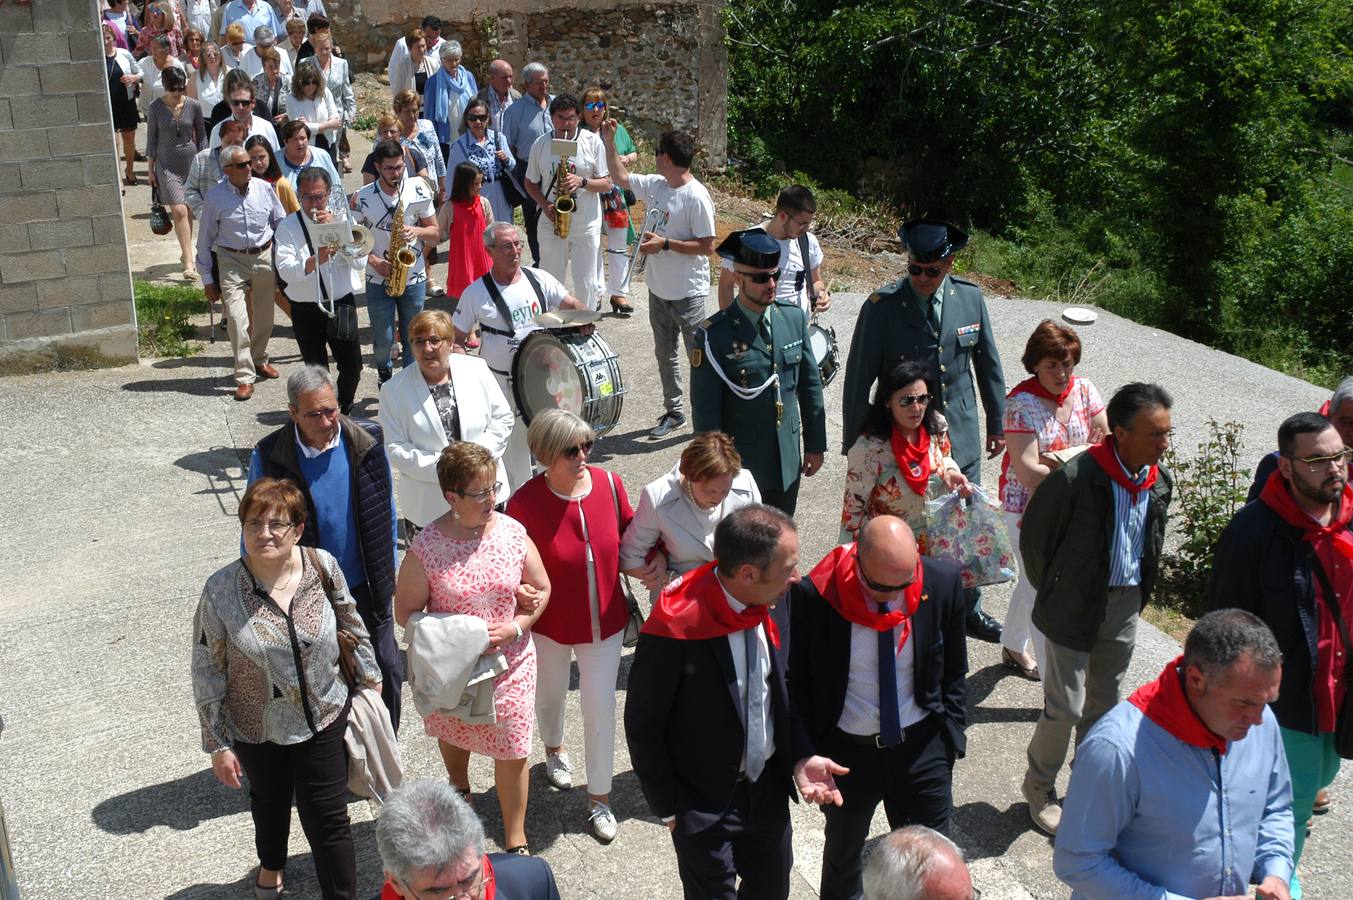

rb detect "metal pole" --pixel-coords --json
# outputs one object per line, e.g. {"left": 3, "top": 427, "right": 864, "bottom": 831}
{"left": 0, "top": 714, "right": 17, "bottom": 900}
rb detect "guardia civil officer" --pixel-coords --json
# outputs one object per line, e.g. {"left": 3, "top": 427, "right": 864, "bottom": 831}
{"left": 840, "top": 219, "right": 1007, "bottom": 642}
{"left": 691, "top": 229, "right": 827, "bottom": 516}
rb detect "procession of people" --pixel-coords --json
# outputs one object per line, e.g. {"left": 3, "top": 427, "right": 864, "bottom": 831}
{"left": 95, "top": 5, "right": 1349, "bottom": 897}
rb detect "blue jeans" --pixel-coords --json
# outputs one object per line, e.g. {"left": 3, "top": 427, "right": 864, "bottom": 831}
{"left": 367, "top": 279, "right": 426, "bottom": 377}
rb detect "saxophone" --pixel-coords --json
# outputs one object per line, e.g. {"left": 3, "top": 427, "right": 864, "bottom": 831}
{"left": 384, "top": 180, "right": 417, "bottom": 297}
{"left": 552, "top": 151, "right": 576, "bottom": 240}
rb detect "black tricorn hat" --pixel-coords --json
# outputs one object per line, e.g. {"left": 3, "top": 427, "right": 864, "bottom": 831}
{"left": 899, "top": 219, "right": 969, "bottom": 263}
{"left": 716, "top": 228, "right": 781, "bottom": 269}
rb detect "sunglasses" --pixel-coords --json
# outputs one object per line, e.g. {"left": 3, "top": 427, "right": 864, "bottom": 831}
{"left": 225, "top": 160, "right": 251, "bottom": 169}
{"left": 466, "top": 113, "right": 489, "bottom": 122}
{"left": 855, "top": 549, "right": 914, "bottom": 594}
{"left": 907, "top": 263, "right": 944, "bottom": 278}
{"left": 583, "top": 101, "right": 606, "bottom": 111}
{"left": 230, "top": 98, "right": 254, "bottom": 107}
{"left": 563, "top": 440, "right": 594, "bottom": 460}
{"left": 895, "top": 393, "right": 932, "bottom": 407}
{"left": 743, "top": 269, "right": 781, "bottom": 284}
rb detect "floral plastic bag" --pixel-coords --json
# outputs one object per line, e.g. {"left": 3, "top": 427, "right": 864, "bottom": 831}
{"left": 923, "top": 486, "right": 1016, "bottom": 589}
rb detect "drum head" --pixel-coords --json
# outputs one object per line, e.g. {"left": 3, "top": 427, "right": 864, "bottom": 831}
{"left": 514, "top": 332, "right": 587, "bottom": 421}
{"left": 808, "top": 325, "right": 831, "bottom": 360}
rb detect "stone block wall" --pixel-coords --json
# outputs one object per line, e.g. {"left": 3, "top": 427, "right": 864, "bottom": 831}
{"left": 0, "top": 0, "right": 138, "bottom": 371}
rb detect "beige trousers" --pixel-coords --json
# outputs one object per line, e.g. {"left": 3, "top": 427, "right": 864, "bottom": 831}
{"left": 217, "top": 247, "right": 276, "bottom": 384}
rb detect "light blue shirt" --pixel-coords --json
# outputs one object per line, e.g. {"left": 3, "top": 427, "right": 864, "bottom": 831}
{"left": 219, "top": 0, "right": 282, "bottom": 40}
{"left": 502, "top": 93, "right": 551, "bottom": 160}
{"left": 1054, "top": 692, "right": 1295, "bottom": 900}
{"left": 1107, "top": 446, "right": 1150, "bottom": 586}
{"left": 197, "top": 176, "right": 285, "bottom": 285}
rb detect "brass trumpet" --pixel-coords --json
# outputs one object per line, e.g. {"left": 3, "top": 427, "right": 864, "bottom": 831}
{"left": 629, "top": 207, "right": 658, "bottom": 278}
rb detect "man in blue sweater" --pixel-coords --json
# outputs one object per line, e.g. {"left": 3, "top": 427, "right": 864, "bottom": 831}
{"left": 248, "top": 365, "right": 404, "bottom": 730}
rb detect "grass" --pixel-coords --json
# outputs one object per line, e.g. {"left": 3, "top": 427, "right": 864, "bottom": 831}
{"left": 134, "top": 279, "right": 207, "bottom": 358}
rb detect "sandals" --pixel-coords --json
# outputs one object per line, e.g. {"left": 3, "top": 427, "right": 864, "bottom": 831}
{"left": 123, "top": 175, "right": 139, "bottom": 186}
{"left": 505, "top": 844, "right": 531, "bottom": 856}
{"left": 254, "top": 870, "right": 283, "bottom": 899}
{"left": 1001, "top": 647, "right": 1040, "bottom": 681}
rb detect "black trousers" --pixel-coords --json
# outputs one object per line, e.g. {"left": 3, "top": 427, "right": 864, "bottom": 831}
{"left": 818, "top": 717, "right": 953, "bottom": 900}
{"left": 350, "top": 580, "right": 404, "bottom": 733}
{"left": 233, "top": 708, "right": 355, "bottom": 899}
{"left": 670, "top": 764, "right": 793, "bottom": 900}
{"left": 514, "top": 158, "right": 542, "bottom": 265}
{"left": 290, "top": 298, "right": 363, "bottom": 414}
{"left": 759, "top": 476, "right": 802, "bottom": 518}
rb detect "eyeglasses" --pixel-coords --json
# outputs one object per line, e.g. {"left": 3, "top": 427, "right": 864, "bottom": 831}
{"left": 583, "top": 101, "right": 606, "bottom": 111}
{"left": 243, "top": 519, "right": 296, "bottom": 536}
{"left": 413, "top": 336, "right": 446, "bottom": 349}
{"left": 397, "top": 862, "right": 494, "bottom": 900}
{"left": 855, "top": 549, "right": 914, "bottom": 594}
{"left": 230, "top": 98, "right": 254, "bottom": 107}
{"left": 1286, "top": 448, "right": 1353, "bottom": 473}
{"left": 895, "top": 393, "right": 932, "bottom": 407}
{"left": 742, "top": 270, "right": 781, "bottom": 284}
{"left": 563, "top": 440, "right": 594, "bottom": 460}
{"left": 908, "top": 263, "right": 944, "bottom": 278}
{"left": 301, "top": 405, "right": 340, "bottom": 421}
{"left": 300, "top": 191, "right": 328, "bottom": 203}
{"left": 225, "top": 161, "right": 251, "bottom": 169}
{"left": 465, "top": 113, "right": 489, "bottom": 122}
{"left": 454, "top": 482, "right": 502, "bottom": 502}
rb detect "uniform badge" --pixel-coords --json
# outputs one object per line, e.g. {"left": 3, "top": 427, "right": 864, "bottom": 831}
{"left": 956, "top": 323, "right": 981, "bottom": 336}
{"left": 867, "top": 292, "right": 882, "bottom": 304}
{"left": 691, "top": 347, "right": 703, "bottom": 368}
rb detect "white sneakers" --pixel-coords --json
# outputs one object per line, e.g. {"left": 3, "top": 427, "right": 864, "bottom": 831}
{"left": 588, "top": 802, "right": 618, "bottom": 843}
{"left": 545, "top": 750, "right": 574, "bottom": 790}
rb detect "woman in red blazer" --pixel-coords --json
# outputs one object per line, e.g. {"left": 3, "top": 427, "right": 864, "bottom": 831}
{"left": 505, "top": 409, "right": 633, "bottom": 846}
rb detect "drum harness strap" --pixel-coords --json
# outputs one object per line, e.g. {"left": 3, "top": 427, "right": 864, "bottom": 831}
{"left": 478, "top": 270, "right": 549, "bottom": 374}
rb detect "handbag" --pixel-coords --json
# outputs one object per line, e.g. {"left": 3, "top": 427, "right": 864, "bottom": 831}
{"left": 604, "top": 470, "right": 646, "bottom": 646}
{"left": 307, "top": 547, "right": 360, "bottom": 686}
{"left": 1306, "top": 549, "right": 1353, "bottom": 759}
{"left": 923, "top": 485, "right": 1017, "bottom": 589}
{"left": 149, "top": 186, "right": 173, "bottom": 235}
{"left": 326, "top": 295, "right": 359, "bottom": 342}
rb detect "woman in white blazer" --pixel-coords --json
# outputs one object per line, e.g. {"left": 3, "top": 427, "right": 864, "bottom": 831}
{"left": 619, "top": 431, "right": 762, "bottom": 589}
{"left": 379, "top": 310, "right": 515, "bottom": 529}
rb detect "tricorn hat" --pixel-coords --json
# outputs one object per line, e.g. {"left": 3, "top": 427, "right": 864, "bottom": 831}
{"left": 716, "top": 228, "right": 781, "bottom": 269}
{"left": 899, "top": 219, "right": 969, "bottom": 263}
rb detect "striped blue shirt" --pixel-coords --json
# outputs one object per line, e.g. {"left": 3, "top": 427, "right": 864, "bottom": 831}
{"left": 1107, "top": 447, "right": 1151, "bottom": 587}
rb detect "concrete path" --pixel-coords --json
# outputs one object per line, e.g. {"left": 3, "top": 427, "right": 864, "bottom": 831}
{"left": 1, "top": 134, "right": 1348, "bottom": 898}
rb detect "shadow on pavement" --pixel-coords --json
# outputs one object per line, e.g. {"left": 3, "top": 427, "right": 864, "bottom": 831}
{"left": 592, "top": 426, "right": 691, "bottom": 463}
{"left": 175, "top": 446, "right": 249, "bottom": 479}
{"left": 965, "top": 663, "right": 1041, "bottom": 726}
{"left": 123, "top": 375, "right": 232, "bottom": 397}
{"left": 92, "top": 769, "right": 248, "bottom": 834}
{"left": 952, "top": 800, "right": 1032, "bottom": 860}
{"left": 466, "top": 768, "right": 650, "bottom": 856}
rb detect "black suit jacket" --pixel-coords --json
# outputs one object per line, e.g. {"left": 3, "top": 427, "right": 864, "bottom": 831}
{"left": 490, "top": 852, "right": 561, "bottom": 900}
{"left": 624, "top": 600, "right": 812, "bottom": 834}
{"left": 787, "top": 555, "right": 968, "bottom": 758}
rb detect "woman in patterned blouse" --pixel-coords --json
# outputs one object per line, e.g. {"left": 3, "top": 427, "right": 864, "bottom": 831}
{"left": 192, "top": 478, "right": 380, "bottom": 899}
{"left": 840, "top": 358, "right": 971, "bottom": 546}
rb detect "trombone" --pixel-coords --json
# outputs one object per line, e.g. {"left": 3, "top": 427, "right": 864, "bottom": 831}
{"left": 629, "top": 206, "right": 659, "bottom": 278}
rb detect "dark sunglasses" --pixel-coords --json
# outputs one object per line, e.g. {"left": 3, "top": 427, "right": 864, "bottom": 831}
{"left": 465, "top": 113, "right": 489, "bottom": 122}
{"left": 743, "top": 269, "right": 781, "bottom": 284}
{"left": 908, "top": 263, "right": 944, "bottom": 278}
{"left": 895, "top": 393, "right": 932, "bottom": 407}
{"left": 563, "top": 440, "right": 594, "bottom": 460}
{"left": 230, "top": 98, "right": 254, "bottom": 107}
{"left": 583, "top": 101, "right": 606, "bottom": 111}
{"left": 856, "top": 549, "right": 914, "bottom": 594}
{"left": 225, "top": 160, "right": 251, "bottom": 169}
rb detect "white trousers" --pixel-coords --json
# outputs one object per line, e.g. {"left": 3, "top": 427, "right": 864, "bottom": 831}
{"left": 594, "top": 225, "right": 633, "bottom": 301}
{"left": 1001, "top": 509, "right": 1046, "bottom": 663}
{"left": 492, "top": 370, "right": 534, "bottom": 496}
{"left": 533, "top": 630, "right": 623, "bottom": 796}
{"left": 538, "top": 224, "right": 602, "bottom": 310}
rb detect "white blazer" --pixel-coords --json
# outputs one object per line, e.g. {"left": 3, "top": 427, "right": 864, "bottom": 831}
{"left": 378, "top": 355, "right": 515, "bottom": 527}
{"left": 619, "top": 463, "right": 762, "bottom": 575}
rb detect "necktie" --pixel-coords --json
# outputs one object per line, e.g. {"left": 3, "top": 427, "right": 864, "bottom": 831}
{"left": 744, "top": 626, "right": 768, "bottom": 780}
{"left": 927, "top": 297, "right": 941, "bottom": 336}
{"left": 757, "top": 315, "right": 772, "bottom": 348}
{"left": 877, "top": 603, "right": 902, "bottom": 747}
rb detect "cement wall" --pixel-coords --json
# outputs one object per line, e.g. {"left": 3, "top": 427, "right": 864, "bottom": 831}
{"left": 0, "top": 0, "right": 139, "bottom": 371}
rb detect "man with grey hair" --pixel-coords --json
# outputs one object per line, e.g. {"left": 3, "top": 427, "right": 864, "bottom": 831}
{"left": 1055, "top": 609, "right": 1295, "bottom": 899}
{"left": 862, "top": 826, "right": 973, "bottom": 900}
{"left": 377, "top": 779, "right": 561, "bottom": 899}
{"left": 477, "top": 58, "right": 520, "bottom": 137}
{"left": 247, "top": 365, "right": 405, "bottom": 729}
{"left": 502, "top": 62, "right": 552, "bottom": 264}
{"left": 238, "top": 25, "right": 293, "bottom": 80}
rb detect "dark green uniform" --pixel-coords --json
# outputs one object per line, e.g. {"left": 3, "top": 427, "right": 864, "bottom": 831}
{"left": 840, "top": 275, "right": 1006, "bottom": 481}
{"left": 691, "top": 298, "right": 827, "bottom": 515}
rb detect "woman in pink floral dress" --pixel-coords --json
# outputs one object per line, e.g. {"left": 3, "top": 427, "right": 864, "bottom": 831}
{"left": 394, "top": 441, "right": 551, "bottom": 854}
{"left": 841, "top": 358, "right": 972, "bottom": 546}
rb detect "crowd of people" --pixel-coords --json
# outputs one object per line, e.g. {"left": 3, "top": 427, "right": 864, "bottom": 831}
{"left": 109, "top": 3, "right": 1348, "bottom": 898}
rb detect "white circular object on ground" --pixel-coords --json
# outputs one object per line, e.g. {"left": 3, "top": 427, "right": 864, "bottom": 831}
{"left": 1062, "top": 307, "right": 1098, "bottom": 325}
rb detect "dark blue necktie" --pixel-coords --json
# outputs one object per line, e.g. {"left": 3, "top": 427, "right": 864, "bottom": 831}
{"left": 877, "top": 602, "right": 902, "bottom": 747}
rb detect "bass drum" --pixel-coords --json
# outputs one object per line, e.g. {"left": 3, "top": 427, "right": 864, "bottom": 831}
{"left": 511, "top": 329, "right": 627, "bottom": 436}
{"left": 807, "top": 321, "right": 840, "bottom": 386}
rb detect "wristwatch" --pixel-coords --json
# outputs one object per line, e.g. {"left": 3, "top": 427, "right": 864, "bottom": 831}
{"left": 663, "top": 238, "right": 670, "bottom": 252}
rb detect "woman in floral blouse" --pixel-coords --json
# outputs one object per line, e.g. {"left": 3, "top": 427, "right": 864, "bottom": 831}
{"left": 840, "top": 358, "right": 971, "bottom": 546}
{"left": 192, "top": 478, "right": 380, "bottom": 899}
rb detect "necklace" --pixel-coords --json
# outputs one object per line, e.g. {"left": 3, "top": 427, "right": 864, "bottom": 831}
{"left": 682, "top": 478, "right": 716, "bottom": 512}
{"left": 252, "top": 551, "right": 296, "bottom": 594}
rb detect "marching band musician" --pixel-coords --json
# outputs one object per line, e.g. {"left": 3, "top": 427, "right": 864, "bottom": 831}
{"left": 273, "top": 167, "right": 365, "bottom": 414}
{"left": 351, "top": 138, "right": 438, "bottom": 386}
{"left": 691, "top": 229, "right": 827, "bottom": 516}
{"left": 451, "top": 222, "right": 589, "bottom": 495}
{"left": 717, "top": 184, "right": 832, "bottom": 318}
{"left": 524, "top": 94, "right": 612, "bottom": 311}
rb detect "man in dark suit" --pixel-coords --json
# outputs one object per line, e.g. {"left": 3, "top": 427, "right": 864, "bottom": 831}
{"left": 376, "top": 779, "right": 561, "bottom": 900}
{"left": 840, "top": 219, "right": 1007, "bottom": 642}
{"left": 625, "top": 504, "right": 849, "bottom": 900}
{"left": 789, "top": 516, "right": 969, "bottom": 900}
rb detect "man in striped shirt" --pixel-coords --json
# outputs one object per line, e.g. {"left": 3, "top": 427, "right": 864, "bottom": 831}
{"left": 1016, "top": 383, "right": 1175, "bottom": 836}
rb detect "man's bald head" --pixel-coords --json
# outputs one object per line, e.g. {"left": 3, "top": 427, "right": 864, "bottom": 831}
{"left": 857, "top": 516, "right": 919, "bottom": 597}
{"left": 863, "top": 826, "right": 973, "bottom": 900}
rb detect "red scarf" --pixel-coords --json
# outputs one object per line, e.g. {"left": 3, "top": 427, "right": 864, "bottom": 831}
{"left": 1129, "top": 656, "right": 1228, "bottom": 753}
{"left": 1008, "top": 374, "right": 1076, "bottom": 406}
{"left": 890, "top": 426, "right": 933, "bottom": 496}
{"left": 380, "top": 856, "right": 495, "bottom": 900}
{"left": 1087, "top": 436, "right": 1159, "bottom": 497}
{"left": 641, "top": 561, "right": 781, "bottom": 648}
{"left": 1258, "top": 469, "right": 1353, "bottom": 560}
{"left": 807, "top": 544, "right": 925, "bottom": 652}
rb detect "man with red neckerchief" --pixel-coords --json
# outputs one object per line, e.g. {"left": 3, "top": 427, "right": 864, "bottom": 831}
{"left": 1210, "top": 411, "right": 1352, "bottom": 899}
{"left": 787, "top": 515, "right": 968, "bottom": 900}
{"left": 624, "top": 504, "right": 848, "bottom": 900}
{"left": 1018, "top": 382, "right": 1175, "bottom": 837}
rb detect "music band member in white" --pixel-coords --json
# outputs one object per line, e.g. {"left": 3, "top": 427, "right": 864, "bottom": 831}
{"left": 602, "top": 124, "right": 717, "bottom": 439}
{"left": 451, "top": 222, "right": 588, "bottom": 494}
{"left": 525, "top": 94, "right": 612, "bottom": 311}
{"left": 351, "top": 139, "right": 438, "bottom": 384}
{"left": 718, "top": 184, "right": 831, "bottom": 318}
{"left": 273, "top": 166, "right": 365, "bottom": 413}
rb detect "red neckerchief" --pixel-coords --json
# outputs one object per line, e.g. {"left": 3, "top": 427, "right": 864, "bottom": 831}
{"left": 1087, "top": 436, "right": 1159, "bottom": 497}
{"left": 889, "top": 425, "right": 932, "bottom": 497}
{"left": 641, "top": 561, "right": 781, "bottom": 648}
{"left": 379, "top": 855, "right": 495, "bottom": 900}
{"left": 1319, "top": 398, "right": 1331, "bottom": 416}
{"left": 1008, "top": 374, "right": 1076, "bottom": 405}
{"left": 807, "top": 544, "right": 925, "bottom": 652}
{"left": 1258, "top": 469, "right": 1353, "bottom": 559}
{"left": 1129, "top": 655, "right": 1228, "bottom": 753}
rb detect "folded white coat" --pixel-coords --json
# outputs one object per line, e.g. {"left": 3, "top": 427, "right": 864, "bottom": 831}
{"left": 405, "top": 612, "right": 509, "bottom": 725}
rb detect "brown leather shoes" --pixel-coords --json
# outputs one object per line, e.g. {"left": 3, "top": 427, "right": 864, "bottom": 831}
{"left": 235, "top": 382, "right": 254, "bottom": 401}
{"left": 256, "top": 363, "right": 280, "bottom": 380}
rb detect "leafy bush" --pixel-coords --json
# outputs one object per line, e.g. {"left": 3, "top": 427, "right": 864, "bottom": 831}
{"left": 134, "top": 279, "right": 206, "bottom": 358}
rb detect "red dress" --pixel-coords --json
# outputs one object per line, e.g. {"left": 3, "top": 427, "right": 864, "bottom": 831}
{"left": 447, "top": 195, "right": 492, "bottom": 298}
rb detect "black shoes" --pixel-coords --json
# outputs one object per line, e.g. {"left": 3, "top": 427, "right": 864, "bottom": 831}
{"left": 650, "top": 412, "right": 686, "bottom": 438}
{"left": 966, "top": 610, "right": 1003, "bottom": 643}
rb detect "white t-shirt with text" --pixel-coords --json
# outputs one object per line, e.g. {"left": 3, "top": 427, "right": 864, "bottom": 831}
{"left": 351, "top": 177, "right": 435, "bottom": 286}
{"left": 628, "top": 172, "right": 716, "bottom": 301}
{"left": 452, "top": 267, "right": 570, "bottom": 374}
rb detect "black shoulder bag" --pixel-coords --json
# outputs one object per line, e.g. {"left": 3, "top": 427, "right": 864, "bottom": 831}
{"left": 294, "top": 211, "right": 359, "bottom": 342}
{"left": 604, "top": 470, "right": 646, "bottom": 647}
